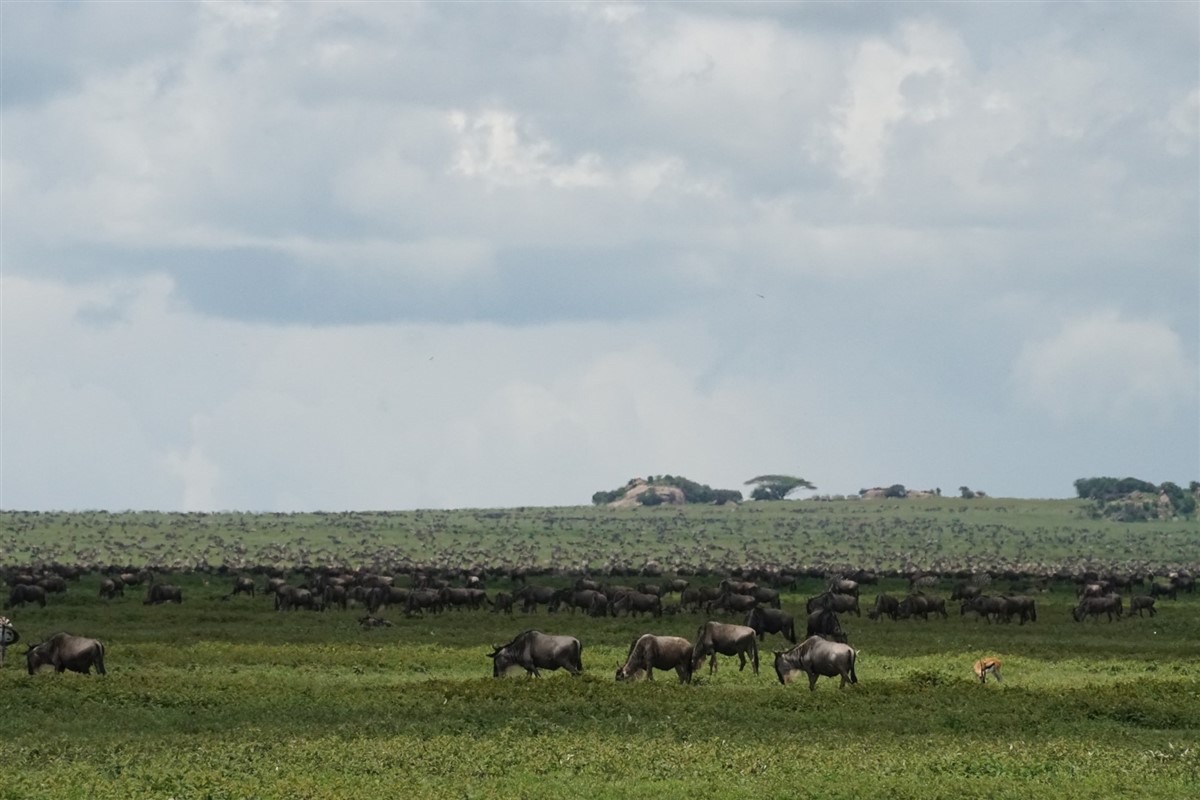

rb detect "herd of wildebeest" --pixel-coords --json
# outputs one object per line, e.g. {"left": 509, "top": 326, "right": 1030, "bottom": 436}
{"left": 3, "top": 561, "right": 1194, "bottom": 689}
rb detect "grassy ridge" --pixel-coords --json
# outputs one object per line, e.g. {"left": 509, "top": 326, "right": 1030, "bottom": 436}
{"left": 3, "top": 499, "right": 1199, "bottom": 571}
{"left": 2, "top": 570, "right": 1198, "bottom": 799}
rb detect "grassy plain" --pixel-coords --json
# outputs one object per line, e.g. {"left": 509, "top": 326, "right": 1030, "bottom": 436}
{"left": 1, "top": 502, "right": 1198, "bottom": 799}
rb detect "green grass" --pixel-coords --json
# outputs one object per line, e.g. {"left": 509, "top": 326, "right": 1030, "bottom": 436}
{"left": 3, "top": 498, "right": 1198, "bottom": 571}
{"left": 2, "top": 570, "right": 1198, "bottom": 799}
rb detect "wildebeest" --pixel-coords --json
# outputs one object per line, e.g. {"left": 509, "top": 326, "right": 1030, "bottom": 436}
{"left": 488, "top": 630, "right": 583, "bottom": 677}
{"left": 358, "top": 615, "right": 392, "bottom": 628}
{"left": 773, "top": 636, "right": 857, "bottom": 690}
{"left": 1148, "top": 582, "right": 1178, "bottom": 601}
{"left": 98, "top": 578, "right": 124, "bottom": 599}
{"left": 690, "top": 621, "right": 759, "bottom": 676}
{"left": 960, "top": 595, "right": 1008, "bottom": 623}
{"left": 1129, "top": 595, "right": 1157, "bottom": 617}
{"left": 404, "top": 589, "right": 442, "bottom": 615}
{"left": 144, "top": 584, "right": 183, "bottom": 605}
{"left": 867, "top": 593, "right": 899, "bottom": 621}
{"left": 231, "top": 577, "right": 256, "bottom": 598}
{"left": 804, "top": 609, "right": 847, "bottom": 643}
{"left": 746, "top": 607, "right": 797, "bottom": 643}
{"left": 828, "top": 578, "right": 859, "bottom": 598}
{"left": 1072, "top": 595, "right": 1123, "bottom": 622}
{"left": 26, "top": 632, "right": 106, "bottom": 675}
{"left": 709, "top": 591, "right": 758, "bottom": 615}
{"left": 490, "top": 591, "right": 514, "bottom": 614}
{"left": 973, "top": 657, "right": 1002, "bottom": 684}
{"left": 514, "top": 585, "right": 556, "bottom": 613}
{"left": 611, "top": 591, "right": 663, "bottom": 618}
{"left": 615, "top": 634, "right": 693, "bottom": 683}
{"left": 950, "top": 582, "right": 981, "bottom": 602}
{"left": 896, "top": 593, "right": 947, "bottom": 620}
{"left": 8, "top": 584, "right": 47, "bottom": 608}
{"left": 806, "top": 592, "right": 860, "bottom": 617}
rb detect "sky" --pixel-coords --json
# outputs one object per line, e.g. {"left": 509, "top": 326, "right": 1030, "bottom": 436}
{"left": 2, "top": 1, "right": 1197, "bottom": 512}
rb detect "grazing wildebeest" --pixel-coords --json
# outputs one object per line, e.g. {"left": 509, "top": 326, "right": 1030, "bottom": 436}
{"left": 26, "top": 632, "right": 106, "bottom": 675}
{"left": 558, "top": 589, "right": 602, "bottom": 615}
{"left": 144, "top": 584, "right": 183, "bottom": 605}
{"left": 804, "top": 609, "right": 847, "bottom": 643}
{"left": 690, "top": 621, "right": 759, "bottom": 676}
{"left": 404, "top": 589, "right": 442, "bottom": 615}
{"left": 828, "top": 579, "right": 859, "bottom": 598}
{"left": 896, "top": 593, "right": 947, "bottom": 620}
{"left": 38, "top": 575, "right": 67, "bottom": 594}
{"left": 490, "top": 591, "right": 514, "bottom": 614}
{"left": 322, "top": 584, "right": 349, "bottom": 611}
{"left": 749, "top": 586, "right": 782, "bottom": 609}
{"left": 1148, "top": 582, "right": 1178, "bottom": 601}
{"left": 1072, "top": 595, "right": 1123, "bottom": 622}
{"left": 1129, "top": 595, "right": 1157, "bottom": 617}
{"left": 514, "top": 585, "right": 556, "bottom": 614}
{"left": 773, "top": 636, "right": 857, "bottom": 690}
{"left": 231, "top": 577, "right": 256, "bottom": 598}
{"left": 708, "top": 591, "right": 758, "bottom": 615}
{"left": 960, "top": 595, "right": 1008, "bottom": 623}
{"left": 806, "top": 592, "right": 860, "bottom": 617}
{"left": 867, "top": 593, "right": 899, "bottom": 621}
{"left": 439, "top": 587, "right": 486, "bottom": 611}
{"left": 615, "top": 634, "right": 693, "bottom": 683}
{"left": 746, "top": 607, "right": 797, "bottom": 644}
{"left": 612, "top": 591, "right": 663, "bottom": 618}
{"left": 367, "top": 586, "right": 410, "bottom": 614}
{"left": 662, "top": 578, "right": 689, "bottom": 595}
{"left": 973, "top": 657, "right": 1002, "bottom": 684}
{"left": 8, "top": 584, "right": 47, "bottom": 608}
{"left": 98, "top": 578, "right": 124, "bottom": 600}
{"left": 950, "top": 582, "right": 981, "bottom": 602}
{"left": 488, "top": 630, "right": 583, "bottom": 677}
{"left": 720, "top": 579, "right": 757, "bottom": 596}
{"left": 1002, "top": 596, "right": 1037, "bottom": 625}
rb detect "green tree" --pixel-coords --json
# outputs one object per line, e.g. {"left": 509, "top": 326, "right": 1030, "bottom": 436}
{"left": 744, "top": 475, "right": 816, "bottom": 501}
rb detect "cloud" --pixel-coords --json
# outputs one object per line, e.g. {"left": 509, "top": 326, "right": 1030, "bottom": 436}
{"left": 1012, "top": 312, "right": 1198, "bottom": 425}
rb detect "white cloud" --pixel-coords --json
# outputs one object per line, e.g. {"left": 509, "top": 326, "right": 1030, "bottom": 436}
{"left": 1012, "top": 312, "right": 1198, "bottom": 424}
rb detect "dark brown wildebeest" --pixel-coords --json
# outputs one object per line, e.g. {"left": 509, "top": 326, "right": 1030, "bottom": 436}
{"left": 144, "top": 584, "right": 183, "bottom": 605}
{"left": 489, "top": 630, "right": 583, "bottom": 677}
{"left": 404, "top": 589, "right": 442, "bottom": 615}
{"left": 26, "top": 632, "right": 106, "bottom": 675}
{"left": 98, "top": 579, "right": 124, "bottom": 600}
{"left": 720, "top": 579, "right": 757, "bottom": 596}
{"left": 1002, "top": 596, "right": 1037, "bottom": 625}
{"left": 709, "top": 591, "right": 758, "bottom": 615}
{"left": 38, "top": 575, "right": 67, "bottom": 594}
{"left": 804, "top": 609, "right": 847, "bottom": 643}
{"left": 587, "top": 592, "right": 609, "bottom": 618}
{"left": 1072, "top": 595, "right": 1123, "bottom": 622}
{"left": 557, "top": 589, "right": 602, "bottom": 615}
{"left": 690, "top": 621, "right": 759, "bottom": 676}
{"left": 773, "top": 636, "right": 857, "bottom": 690}
{"left": 231, "top": 577, "right": 256, "bottom": 598}
{"left": 1148, "top": 582, "right": 1178, "bottom": 601}
{"left": 358, "top": 615, "right": 392, "bottom": 628}
{"left": 274, "top": 585, "right": 315, "bottom": 611}
{"left": 749, "top": 586, "right": 782, "bottom": 609}
{"left": 322, "top": 584, "right": 349, "bottom": 611}
{"left": 806, "top": 592, "right": 860, "bottom": 617}
{"left": 615, "top": 634, "right": 693, "bottom": 683}
{"left": 662, "top": 578, "right": 690, "bottom": 595}
{"left": 514, "top": 585, "right": 556, "bottom": 614}
{"left": 439, "top": 587, "right": 486, "bottom": 611}
{"left": 896, "top": 593, "right": 947, "bottom": 620}
{"left": 950, "top": 582, "right": 981, "bottom": 602}
{"left": 746, "top": 607, "right": 797, "bottom": 644}
{"left": 367, "top": 586, "right": 409, "bottom": 614}
{"left": 1129, "top": 595, "right": 1156, "bottom": 617}
{"left": 828, "top": 579, "right": 859, "bottom": 598}
{"left": 574, "top": 578, "right": 601, "bottom": 592}
{"left": 8, "top": 584, "right": 47, "bottom": 608}
{"left": 867, "top": 594, "right": 899, "bottom": 621}
{"left": 635, "top": 583, "right": 662, "bottom": 597}
{"left": 611, "top": 591, "right": 662, "bottom": 618}
{"left": 490, "top": 591, "right": 514, "bottom": 614}
{"left": 960, "top": 595, "right": 1008, "bottom": 623}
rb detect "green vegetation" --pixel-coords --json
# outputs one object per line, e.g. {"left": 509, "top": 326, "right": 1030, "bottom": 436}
{"left": 1, "top": 570, "right": 1197, "bottom": 799}
{"left": 1074, "top": 476, "right": 1198, "bottom": 521}
{"left": 1, "top": 502, "right": 1198, "bottom": 798}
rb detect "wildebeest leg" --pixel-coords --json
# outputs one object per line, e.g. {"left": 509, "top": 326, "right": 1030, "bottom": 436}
{"left": 738, "top": 651, "right": 746, "bottom": 671}
{"left": 709, "top": 653, "right": 718, "bottom": 674}
{"left": 808, "top": 672, "right": 818, "bottom": 691}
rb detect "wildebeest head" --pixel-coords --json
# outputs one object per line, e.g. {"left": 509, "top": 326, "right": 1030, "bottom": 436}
{"left": 773, "top": 650, "right": 797, "bottom": 686}
{"left": 25, "top": 641, "right": 50, "bottom": 675}
{"left": 488, "top": 644, "right": 520, "bottom": 677}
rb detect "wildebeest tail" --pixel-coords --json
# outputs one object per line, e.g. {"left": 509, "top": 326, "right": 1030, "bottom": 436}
{"left": 849, "top": 650, "right": 858, "bottom": 684}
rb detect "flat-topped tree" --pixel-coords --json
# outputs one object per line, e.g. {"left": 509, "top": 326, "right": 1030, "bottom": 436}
{"left": 744, "top": 475, "right": 816, "bottom": 501}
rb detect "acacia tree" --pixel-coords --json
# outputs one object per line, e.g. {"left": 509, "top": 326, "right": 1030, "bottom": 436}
{"left": 744, "top": 475, "right": 816, "bottom": 501}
